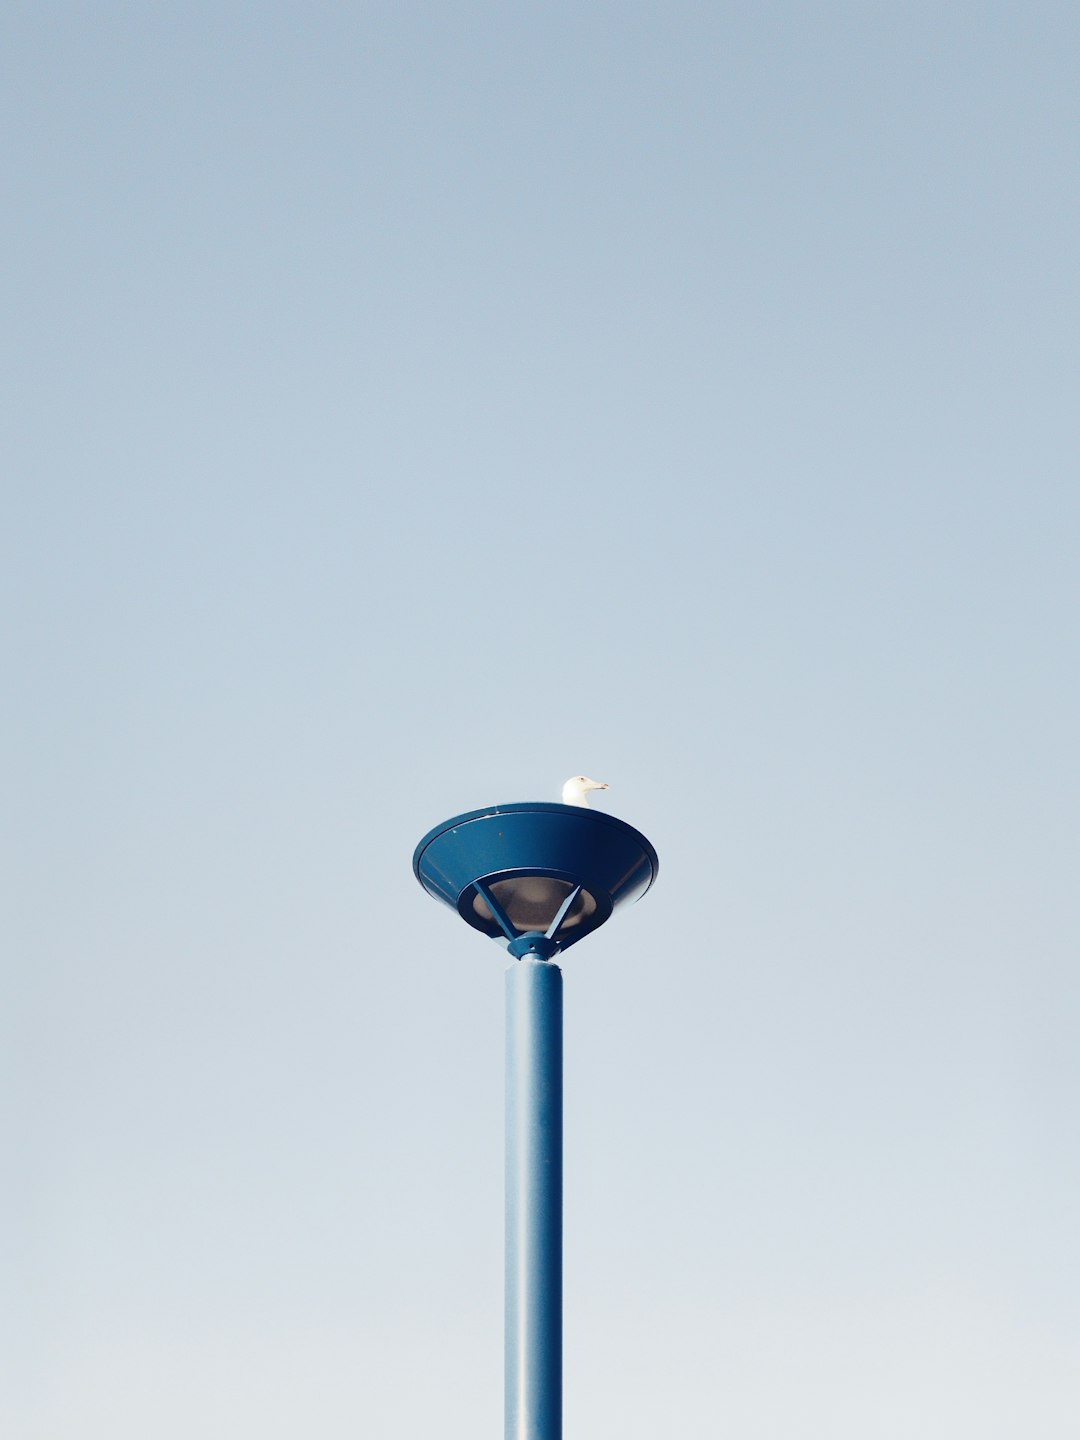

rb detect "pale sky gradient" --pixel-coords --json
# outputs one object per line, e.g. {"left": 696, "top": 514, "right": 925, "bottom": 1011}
{"left": 3, "top": 5, "right": 1079, "bottom": 1436}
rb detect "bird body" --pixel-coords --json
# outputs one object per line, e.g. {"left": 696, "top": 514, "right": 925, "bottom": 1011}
{"left": 561, "top": 775, "right": 609, "bottom": 806}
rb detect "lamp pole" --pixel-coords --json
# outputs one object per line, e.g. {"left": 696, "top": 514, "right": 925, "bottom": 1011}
{"left": 412, "top": 802, "right": 658, "bottom": 1440}
{"left": 505, "top": 955, "right": 563, "bottom": 1440}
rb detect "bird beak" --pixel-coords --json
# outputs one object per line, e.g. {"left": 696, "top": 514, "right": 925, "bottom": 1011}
{"left": 592, "top": 781, "right": 609, "bottom": 791}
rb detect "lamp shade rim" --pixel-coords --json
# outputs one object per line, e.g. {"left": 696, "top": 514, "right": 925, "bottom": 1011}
{"left": 412, "top": 801, "right": 659, "bottom": 889}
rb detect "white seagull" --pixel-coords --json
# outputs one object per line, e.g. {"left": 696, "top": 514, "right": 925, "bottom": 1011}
{"left": 561, "top": 774, "right": 609, "bottom": 807}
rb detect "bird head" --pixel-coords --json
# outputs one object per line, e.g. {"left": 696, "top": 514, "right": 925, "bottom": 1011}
{"left": 561, "top": 774, "right": 610, "bottom": 807}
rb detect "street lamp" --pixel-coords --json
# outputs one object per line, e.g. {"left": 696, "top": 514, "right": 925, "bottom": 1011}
{"left": 413, "top": 800, "right": 659, "bottom": 1440}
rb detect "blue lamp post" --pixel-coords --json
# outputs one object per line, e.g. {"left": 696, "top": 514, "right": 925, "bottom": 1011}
{"left": 413, "top": 801, "right": 659, "bottom": 1440}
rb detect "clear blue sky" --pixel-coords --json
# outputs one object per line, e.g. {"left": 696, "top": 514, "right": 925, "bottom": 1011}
{"left": 4, "top": 5, "right": 1078, "bottom": 1435}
